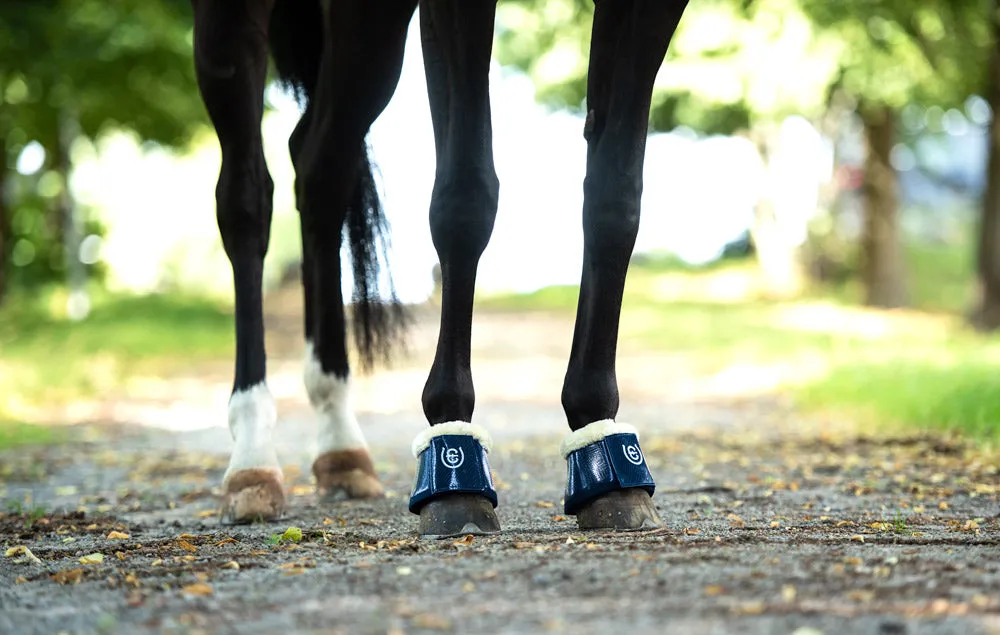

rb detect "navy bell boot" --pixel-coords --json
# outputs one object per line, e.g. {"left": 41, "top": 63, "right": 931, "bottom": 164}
{"left": 409, "top": 422, "right": 498, "bottom": 515}
{"left": 561, "top": 420, "right": 656, "bottom": 516}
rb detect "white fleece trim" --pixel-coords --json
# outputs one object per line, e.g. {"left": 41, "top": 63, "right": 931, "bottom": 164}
{"left": 560, "top": 419, "right": 639, "bottom": 458}
{"left": 411, "top": 421, "right": 494, "bottom": 457}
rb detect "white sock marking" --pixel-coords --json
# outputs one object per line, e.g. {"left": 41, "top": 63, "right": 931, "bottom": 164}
{"left": 304, "top": 342, "right": 368, "bottom": 454}
{"left": 224, "top": 382, "right": 281, "bottom": 483}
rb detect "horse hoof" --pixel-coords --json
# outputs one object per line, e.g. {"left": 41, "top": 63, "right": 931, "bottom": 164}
{"left": 576, "top": 488, "right": 661, "bottom": 531}
{"left": 418, "top": 494, "right": 501, "bottom": 539}
{"left": 313, "top": 449, "right": 384, "bottom": 501}
{"left": 221, "top": 468, "right": 286, "bottom": 524}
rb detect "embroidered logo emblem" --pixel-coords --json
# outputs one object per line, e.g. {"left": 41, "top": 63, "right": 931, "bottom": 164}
{"left": 441, "top": 446, "right": 465, "bottom": 469}
{"left": 623, "top": 444, "right": 644, "bottom": 466}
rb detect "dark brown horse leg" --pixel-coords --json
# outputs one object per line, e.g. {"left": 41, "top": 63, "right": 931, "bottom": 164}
{"left": 192, "top": 0, "right": 284, "bottom": 523}
{"left": 409, "top": 0, "right": 502, "bottom": 538}
{"left": 291, "top": 0, "right": 416, "bottom": 501}
{"left": 560, "top": 0, "right": 688, "bottom": 530}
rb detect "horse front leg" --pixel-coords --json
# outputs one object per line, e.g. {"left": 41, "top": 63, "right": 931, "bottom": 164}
{"left": 408, "top": 0, "right": 502, "bottom": 538}
{"left": 192, "top": 0, "right": 284, "bottom": 523}
{"left": 560, "top": 0, "right": 689, "bottom": 530}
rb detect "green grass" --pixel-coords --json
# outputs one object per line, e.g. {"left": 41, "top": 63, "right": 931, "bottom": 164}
{"left": 796, "top": 356, "right": 1000, "bottom": 440}
{"left": 1, "top": 237, "right": 997, "bottom": 445}
{"left": 478, "top": 245, "right": 1000, "bottom": 443}
{"left": 0, "top": 286, "right": 233, "bottom": 420}
{"left": 0, "top": 420, "right": 61, "bottom": 450}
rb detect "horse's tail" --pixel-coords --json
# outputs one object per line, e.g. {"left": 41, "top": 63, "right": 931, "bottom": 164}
{"left": 268, "top": 0, "right": 407, "bottom": 372}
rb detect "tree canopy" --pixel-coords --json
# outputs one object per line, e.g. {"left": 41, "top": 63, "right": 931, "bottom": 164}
{"left": 0, "top": 0, "right": 205, "bottom": 296}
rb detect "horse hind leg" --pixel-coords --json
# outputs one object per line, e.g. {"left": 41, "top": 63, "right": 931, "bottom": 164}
{"left": 291, "top": 0, "right": 416, "bottom": 500}
{"left": 559, "top": 0, "right": 688, "bottom": 531}
{"left": 193, "top": 0, "right": 285, "bottom": 523}
{"left": 303, "top": 341, "right": 383, "bottom": 500}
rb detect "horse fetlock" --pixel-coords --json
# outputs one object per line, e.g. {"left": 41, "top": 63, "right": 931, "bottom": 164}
{"left": 221, "top": 467, "right": 286, "bottom": 524}
{"left": 312, "top": 449, "right": 384, "bottom": 500}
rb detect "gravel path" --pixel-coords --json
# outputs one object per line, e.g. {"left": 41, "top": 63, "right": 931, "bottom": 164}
{"left": 2, "top": 305, "right": 1000, "bottom": 635}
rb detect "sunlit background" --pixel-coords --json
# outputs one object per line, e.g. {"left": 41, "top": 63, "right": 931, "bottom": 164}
{"left": 1, "top": 0, "right": 998, "bottom": 446}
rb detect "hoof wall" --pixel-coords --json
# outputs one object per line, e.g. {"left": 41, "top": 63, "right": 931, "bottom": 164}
{"left": 221, "top": 468, "right": 285, "bottom": 524}
{"left": 418, "top": 494, "right": 500, "bottom": 539}
{"left": 313, "top": 450, "right": 384, "bottom": 501}
{"left": 576, "top": 488, "right": 661, "bottom": 531}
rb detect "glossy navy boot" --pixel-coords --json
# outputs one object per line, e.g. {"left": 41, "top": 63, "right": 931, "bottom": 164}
{"left": 409, "top": 422, "right": 501, "bottom": 538}
{"left": 561, "top": 420, "right": 661, "bottom": 530}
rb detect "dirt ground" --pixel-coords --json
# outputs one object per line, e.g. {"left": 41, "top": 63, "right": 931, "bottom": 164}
{"left": 2, "top": 301, "right": 1000, "bottom": 635}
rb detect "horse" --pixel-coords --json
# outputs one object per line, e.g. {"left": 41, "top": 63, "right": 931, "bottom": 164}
{"left": 191, "top": 0, "right": 689, "bottom": 537}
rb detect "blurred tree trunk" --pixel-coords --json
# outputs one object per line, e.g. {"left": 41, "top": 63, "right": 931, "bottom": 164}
{"left": 0, "top": 149, "right": 8, "bottom": 305}
{"left": 860, "top": 105, "right": 908, "bottom": 308}
{"left": 748, "top": 121, "right": 805, "bottom": 298}
{"left": 971, "top": 7, "right": 1000, "bottom": 331}
{"left": 56, "top": 107, "right": 89, "bottom": 320}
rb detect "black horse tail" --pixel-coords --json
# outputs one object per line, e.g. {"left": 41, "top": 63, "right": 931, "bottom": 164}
{"left": 268, "top": 0, "right": 408, "bottom": 372}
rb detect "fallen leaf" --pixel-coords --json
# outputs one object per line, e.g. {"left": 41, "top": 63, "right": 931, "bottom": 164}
{"left": 452, "top": 534, "right": 475, "bottom": 547}
{"left": 181, "top": 582, "right": 213, "bottom": 596}
{"left": 734, "top": 601, "right": 766, "bottom": 615}
{"left": 551, "top": 515, "right": 568, "bottom": 522}
{"left": 150, "top": 559, "right": 163, "bottom": 567}
{"left": 514, "top": 542, "right": 535, "bottom": 549}
{"left": 5, "top": 546, "right": 42, "bottom": 565}
{"left": 280, "top": 527, "right": 303, "bottom": 543}
{"left": 781, "top": 585, "right": 797, "bottom": 603}
{"left": 704, "top": 585, "right": 725, "bottom": 596}
{"left": 177, "top": 533, "right": 199, "bottom": 540}
{"left": 411, "top": 613, "right": 451, "bottom": 630}
{"left": 535, "top": 501, "right": 554, "bottom": 508}
{"left": 79, "top": 553, "right": 104, "bottom": 565}
{"left": 14, "top": 576, "right": 27, "bottom": 584}
{"left": 290, "top": 484, "right": 312, "bottom": 496}
{"left": 115, "top": 552, "right": 127, "bottom": 561}
{"left": 51, "top": 568, "right": 84, "bottom": 585}
{"left": 177, "top": 540, "right": 197, "bottom": 553}
{"left": 106, "top": 531, "right": 130, "bottom": 540}
{"left": 849, "top": 535, "right": 865, "bottom": 543}
{"left": 397, "top": 566, "right": 412, "bottom": 576}
{"left": 195, "top": 510, "right": 217, "bottom": 518}
{"left": 215, "top": 537, "right": 238, "bottom": 546}
{"left": 220, "top": 561, "right": 240, "bottom": 570}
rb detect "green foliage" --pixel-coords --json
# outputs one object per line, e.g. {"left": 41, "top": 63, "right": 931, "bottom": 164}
{"left": 0, "top": 0, "right": 203, "bottom": 155}
{"left": 495, "top": 0, "right": 844, "bottom": 133}
{"left": 4, "top": 168, "right": 108, "bottom": 289}
{"left": 796, "top": 0, "right": 993, "bottom": 110}
{"left": 0, "top": 0, "right": 205, "bottom": 298}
